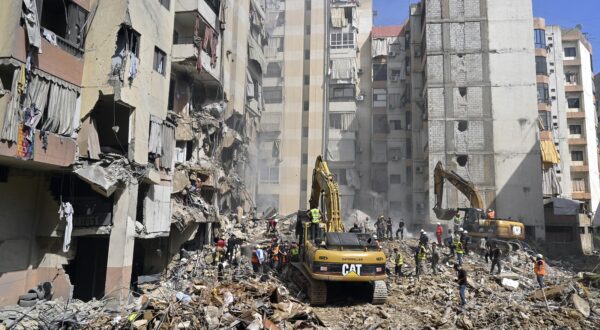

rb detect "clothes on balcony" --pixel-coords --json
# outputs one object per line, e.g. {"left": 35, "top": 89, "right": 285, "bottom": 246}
{"left": 372, "top": 38, "right": 389, "bottom": 57}
{"left": 542, "top": 167, "right": 561, "bottom": 196}
{"left": 160, "top": 121, "right": 176, "bottom": 169}
{"left": 331, "top": 8, "right": 348, "bottom": 28}
{"left": 22, "top": 0, "right": 42, "bottom": 51}
{"left": 129, "top": 52, "right": 138, "bottom": 80}
{"left": 540, "top": 139, "right": 560, "bottom": 165}
{"left": 42, "top": 28, "right": 58, "bottom": 46}
{"left": 1, "top": 67, "right": 23, "bottom": 142}
{"left": 246, "top": 71, "right": 255, "bottom": 98}
{"left": 330, "top": 58, "right": 356, "bottom": 80}
{"left": 149, "top": 115, "right": 163, "bottom": 155}
{"left": 59, "top": 201, "right": 74, "bottom": 253}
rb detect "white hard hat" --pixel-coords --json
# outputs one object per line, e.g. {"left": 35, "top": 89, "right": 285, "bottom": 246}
{"left": 373, "top": 235, "right": 378, "bottom": 239}
{"left": 420, "top": 229, "right": 424, "bottom": 232}
{"left": 437, "top": 222, "right": 441, "bottom": 225}
{"left": 255, "top": 245, "right": 260, "bottom": 249}
{"left": 536, "top": 254, "right": 543, "bottom": 259}
{"left": 463, "top": 230, "right": 468, "bottom": 234}
{"left": 423, "top": 231, "right": 427, "bottom": 235}
{"left": 459, "top": 227, "right": 463, "bottom": 231}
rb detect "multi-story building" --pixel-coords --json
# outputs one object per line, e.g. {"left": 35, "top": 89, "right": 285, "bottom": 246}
{"left": 371, "top": 25, "right": 413, "bottom": 221}
{"left": 535, "top": 21, "right": 600, "bottom": 220}
{"left": 0, "top": 0, "right": 264, "bottom": 307}
{"left": 259, "top": 0, "right": 374, "bottom": 221}
{"left": 406, "top": 0, "right": 545, "bottom": 238}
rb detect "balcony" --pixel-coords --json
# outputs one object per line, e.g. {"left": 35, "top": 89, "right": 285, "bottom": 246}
{"left": 330, "top": 0, "right": 359, "bottom": 7}
{"left": 568, "top": 138, "right": 587, "bottom": 146}
{"left": 175, "top": 0, "right": 220, "bottom": 31}
{"left": 571, "top": 164, "right": 589, "bottom": 172}
{"left": 0, "top": 128, "right": 77, "bottom": 169}
{"left": 565, "top": 84, "right": 583, "bottom": 93}
{"left": 566, "top": 111, "right": 585, "bottom": 119}
{"left": 572, "top": 192, "right": 591, "bottom": 200}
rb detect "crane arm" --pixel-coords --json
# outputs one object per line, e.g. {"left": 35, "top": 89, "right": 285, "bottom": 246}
{"left": 433, "top": 161, "right": 485, "bottom": 211}
{"left": 309, "top": 156, "right": 344, "bottom": 233}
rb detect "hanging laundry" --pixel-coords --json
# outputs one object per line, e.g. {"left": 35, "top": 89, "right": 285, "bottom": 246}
{"left": 17, "top": 64, "right": 26, "bottom": 95}
{"left": 59, "top": 202, "right": 74, "bottom": 253}
{"left": 129, "top": 52, "right": 138, "bottom": 80}
{"left": 42, "top": 28, "right": 58, "bottom": 46}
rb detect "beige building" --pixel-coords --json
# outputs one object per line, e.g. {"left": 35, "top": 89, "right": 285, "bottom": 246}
{"left": 406, "top": 0, "right": 545, "bottom": 238}
{"left": 259, "top": 0, "right": 374, "bottom": 221}
{"left": 0, "top": 0, "right": 264, "bottom": 307}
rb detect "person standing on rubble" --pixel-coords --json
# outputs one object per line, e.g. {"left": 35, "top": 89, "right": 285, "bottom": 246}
{"left": 419, "top": 230, "right": 429, "bottom": 245}
{"left": 349, "top": 223, "right": 362, "bottom": 233}
{"left": 393, "top": 248, "right": 404, "bottom": 276}
{"left": 226, "top": 234, "right": 237, "bottom": 263}
{"left": 460, "top": 230, "right": 470, "bottom": 254}
{"left": 530, "top": 254, "right": 546, "bottom": 289}
{"left": 435, "top": 222, "right": 443, "bottom": 245}
{"left": 290, "top": 243, "right": 300, "bottom": 262}
{"left": 396, "top": 219, "right": 405, "bottom": 240}
{"left": 215, "top": 237, "right": 226, "bottom": 264}
{"left": 431, "top": 243, "right": 440, "bottom": 275}
{"left": 252, "top": 245, "right": 266, "bottom": 273}
{"left": 453, "top": 213, "right": 462, "bottom": 233}
{"left": 455, "top": 237, "right": 465, "bottom": 266}
{"left": 489, "top": 243, "right": 502, "bottom": 274}
{"left": 415, "top": 242, "right": 428, "bottom": 278}
{"left": 454, "top": 264, "right": 468, "bottom": 306}
{"left": 446, "top": 229, "right": 455, "bottom": 255}
{"left": 310, "top": 208, "right": 322, "bottom": 241}
{"left": 386, "top": 217, "right": 393, "bottom": 239}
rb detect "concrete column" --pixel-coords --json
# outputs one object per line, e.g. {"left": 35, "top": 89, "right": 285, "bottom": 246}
{"left": 105, "top": 182, "right": 138, "bottom": 302}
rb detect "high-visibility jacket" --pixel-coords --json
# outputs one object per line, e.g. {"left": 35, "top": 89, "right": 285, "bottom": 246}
{"left": 534, "top": 260, "right": 546, "bottom": 276}
{"left": 417, "top": 246, "right": 427, "bottom": 260}
{"left": 453, "top": 216, "right": 461, "bottom": 224}
{"left": 394, "top": 253, "right": 404, "bottom": 265}
{"left": 272, "top": 245, "right": 280, "bottom": 260}
{"left": 290, "top": 247, "right": 299, "bottom": 257}
{"left": 455, "top": 241, "right": 464, "bottom": 254}
{"left": 310, "top": 209, "right": 321, "bottom": 223}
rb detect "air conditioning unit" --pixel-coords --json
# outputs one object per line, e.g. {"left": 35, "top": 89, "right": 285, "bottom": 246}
{"left": 356, "top": 94, "right": 365, "bottom": 102}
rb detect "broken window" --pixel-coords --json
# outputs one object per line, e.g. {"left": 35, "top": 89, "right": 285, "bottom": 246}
{"left": 112, "top": 25, "right": 140, "bottom": 80}
{"left": 457, "top": 120, "right": 468, "bottom": 132}
{"left": 456, "top": 155, "right": 468, "bottom": 167}
{"left": 330, "top": 7, "right": 354, "bottom": 28}
{"left": 567, "top": 97, "right": 580, "bottom": 108}
{"left": 168, "top": 79, "right": 175, "bottom": 110}
{"left": 266, "top": 62, "right": 282, "bottom": 77}
{"left": 93, "top": 97, "right": 132, "bottom": 156}
{"left": 264, "top": 87, "right": 283, "bottom": 103}
{"left": 329, "top": 112, "right": 356, "bottom": 131}
{"left": 329, "top": 84, "right": 355, "bottom": 101}
{"left": 330, "top": 32, "right": 355, "bottom": 49}
{"left": 373, "top": 63, "right": 387, "bottom": 81}
{"left": 154, "top": 47, "right": 167, "bottom": 75}
{"left": 565, "top": 72, "right": 579, "bottom": 85}
{"left": 538, "top": 111, "right": 551, "bottom": 130}
{"left": 37, "top": 0, "right": 88, "bottom": 56}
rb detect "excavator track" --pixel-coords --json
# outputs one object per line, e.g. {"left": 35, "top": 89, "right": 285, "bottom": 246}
{"left": 371, "top": 280, "right": 388, "bottom": 305}
{"left": 289, "top": 262, "right": 327, "bottom": 306}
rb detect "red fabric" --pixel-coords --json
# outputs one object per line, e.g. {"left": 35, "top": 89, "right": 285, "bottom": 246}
{"left": 217, "top": 239, "right": 225, "bottom": 248}
{"left": 372, "top": 25, "right": 405, "bottom": 38}
{"left": 436, "top": 225, "right": 443, "bottom": 235}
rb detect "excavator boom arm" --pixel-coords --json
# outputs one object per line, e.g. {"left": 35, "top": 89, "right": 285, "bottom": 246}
{"left": 309, "top": 156, "right": 344, "bottom": 233}
{"left": 433, "top": 161, "right": 485, "bottom": 210}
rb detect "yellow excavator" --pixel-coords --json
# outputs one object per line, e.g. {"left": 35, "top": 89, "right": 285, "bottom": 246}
{"left": 433, "top": 161, "right": 525, "bottom": 242}
{"left": 288, "top": 156, "right": 387, "bottom": 305}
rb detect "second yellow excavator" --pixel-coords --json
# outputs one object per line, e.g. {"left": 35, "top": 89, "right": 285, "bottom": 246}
{"left": 288, "top": 156, "right": 388, "bottom": 305}
{"left": 433, "top": 161, "right": 525, "bottom": 241}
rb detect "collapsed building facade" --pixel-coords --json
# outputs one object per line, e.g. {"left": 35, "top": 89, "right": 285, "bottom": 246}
{"left": 0, "top": 0, "right": 265, "bottom": 306}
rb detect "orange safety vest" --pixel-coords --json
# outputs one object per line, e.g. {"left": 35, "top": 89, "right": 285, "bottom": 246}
{"left": 273, "top": 246, "right": 280, "bottom": 260}
{"left": 534, "top": 260, "right": 546, "bottom": 276}
{"left": 251, "top": 250, "right": 259, "bottom": 264}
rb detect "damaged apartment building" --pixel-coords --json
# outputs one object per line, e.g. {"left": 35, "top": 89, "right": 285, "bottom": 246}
{"left": 0, "top": 0, "right": 265, "bottom": 307}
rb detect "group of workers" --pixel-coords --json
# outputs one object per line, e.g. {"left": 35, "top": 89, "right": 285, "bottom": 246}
{"left": 251, "top": 238, "right": 300, "bottom": 274}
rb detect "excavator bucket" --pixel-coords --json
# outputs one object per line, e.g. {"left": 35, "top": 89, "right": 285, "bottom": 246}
{"left": 433, "top": 207, "right": 458, "bottom": 220}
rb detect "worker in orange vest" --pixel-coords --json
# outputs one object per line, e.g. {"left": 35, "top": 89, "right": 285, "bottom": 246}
{"left": 530, "top": 254, "right": 546, "bottom": 288}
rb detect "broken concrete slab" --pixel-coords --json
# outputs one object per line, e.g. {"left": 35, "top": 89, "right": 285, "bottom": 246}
{"left": 570, "top": 294, "right": 590, "bottom": 318}
{"left": 495, "top": 272, "right": 520, "bottom": 280}
{"left": 530, "top": 284, "right": 569, "bottom": 301}
{"left": 75, "top": 164, "right": 118, "bottom": 197}
{"left": 501, "top": 278, "right": 520, "bottom": 290}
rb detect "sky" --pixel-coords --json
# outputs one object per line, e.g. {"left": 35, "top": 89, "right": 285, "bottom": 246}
{"left": 373, "top": 0, "right": 600, "bottom": 73}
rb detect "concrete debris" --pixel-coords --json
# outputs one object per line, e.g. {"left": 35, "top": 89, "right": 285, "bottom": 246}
{"left": 501, "top": 278, "right": 520, "bottom": 290}
{"left": 571, "top": 293, "right": 591, "bottom": 318}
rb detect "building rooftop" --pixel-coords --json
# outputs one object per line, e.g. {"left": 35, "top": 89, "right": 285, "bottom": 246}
{"left": 372, "top": 25, "right": 404, "bottom": 39}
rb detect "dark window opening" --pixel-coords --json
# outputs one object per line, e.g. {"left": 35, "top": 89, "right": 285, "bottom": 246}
{"left": 537, "top": 83, "right": 549, "bottom": 104}
{"left": 567, "top": 98, "right": 580, "bottom": 108}
{"left": 303, "top": 101, "right": 309, "bottom": 111}
{"left": 204, "top": 0, "right": 221, "bottom": 15}
{"left": 264, "top": 87, "right": 283, "bottom": 103}
{"left": 0, "top": 166, "right": 8, "bottom": 182}
{"left": 302, "top": 153, "right": 308, "bottom": 164}
{"left": 304, "top": 75, "right": 310, "bottom": 85}
{"left": 458, "top": 87, "right": 467, "bottom": 97}
{"left": 405, "top": 111, "right": 412, "bottom": 128}
{"left": 564, "top": 47, "right": 577, "bottom": 57}
{"left": 373, "top": 63, "right": 387, "bottom": 81}
{"left": 64, "top": 237, "right": 109, "bottom": 301}
{"left": 534, "top": 29, "right": 546, "bottom": 49}
{"left": 168, "top": 78, "right": 175, "bottom": 110}
{"left": 535, "top": 56, "right": 548, "bottom": 75}
{"left": 158, "top": 0, "right": 170, "bottom": 10}
{"left": 92, "top": 98, "right": 131, "bottom": 156}
{"left": 571, "top": 151, "right": 584, "bottom": 161}
{"left": 37, "top": 0, "right": 88, "bottom": 55}
{"left": 390, "top": 120, "right": 402, "bottom": 130}
{"left": 456, "top": 155, "right": 468, "bottom": 167}
{"left": 153, "top": 47, "right": 167, "bottom": 75}
{"left": 112, "top": 26, "right": 140, "bottom": 78}
{"left": 304, "top": 49, "right": 310, "bottom": 60}
{"left": 329, "top": 84, "right": 355, "bottom": 101}
{"left": 569, "top": 125, "right": 582, "bottom": 135}
{"left": 266, "top": 62, "right": 282, "bottom": 77}
{"left": 373, "top": 114, "right": 388, "bottom": 134}
{"left": 302, "top": 127, "right": 308, "bottom": 137}
{"left": 305, "top": 25, "right": 311, "bottom": 35}
{"left": 457, "top": 120, "right": 468, "bottom": 132}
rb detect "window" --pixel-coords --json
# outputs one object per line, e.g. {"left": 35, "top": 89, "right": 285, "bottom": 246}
{"left": 302, "top": 153, "right": 308, "bottom": 164}
{"left": 406, "top": 166, "right": 412, "bottom": 185}
{"left": 564, "top": 47, "right": 577, "bottom": 58}
{"left": 260, "top": 166, "right": 279, "bottom": 183}
{"left": 571, "top": 151, "right": 584, "bottom": 161}
{"left": 168, "top": 79, "right": 175, "bottom": 110}
{"left": 572, "top": 178, "right": 586, "bottom": 192}
{"left": 264, "top": 87, "right": 283, "bottom": 103}
{"left": 406, "top": 139, "right": 412, "bottom": 159}
{"left": 158, "top": 0, "right": 170, "bottom": 9}
{"left": 390, "top": 174, "right": 402, "bottom": 184}
{"left": 330, "top": 32, "right": 355, "bottom": 49}
{"left": 391, "top": 69, "right": 402, "bottom": 81}
{"left": 266, "top": 62, "right": 282, "bottom": 77}
{"left": 534, "top": 29, "right": 546, "bottom": 49}
{"left": 304, "top": 49, "right": 310, "bottom": 60}
{"left": 567, "top": 98, "right": 580, "bottom": 108}
{"left": 537, "top": 83, "right": 549, "bottom": 103}
{"left": 329, "top": 112, "right": 356, "bottom": 131}
{"left": 539, "top": 112, "right": 551, "bottom": 130}
{"left": 565, "top": 72, "right": 578, "bottom": 85}
{"left": 39, "top": 0, "right": 88, "bottom": 53}
{"left": 329, "top": 84, "right": 355, "bottom": 101}
{"left": 535, "top": 56, "right": 547, "bottom": 75}
{"left": 305, "top": 25, "right": 311, "bottom": 35}
{"left": 303, "top": 101, "right": 309, "bottom": 111}
{"left": 153, "top": 47, "right": 167, "bottom": 75}
{"left": 331, "top": 169, "right": 348, "bottom": 185}
{"left": 405, "top": 111, "right": 412, "bottom": 128}
{"left": 304, "top": 75, "right": 310, "bottom": 85}
{"left": 569, "top": 125, "right": 582, "bottom": 135}
{"left": 373, "top": 114, "right": 388, "bottom": 134}
{"left": 302, "top": 127, "right": 308, "bottom": 137}
{"left": 373, "top": 88, "right": 387, "bottom": 107}
{"left": 373, "top": 63, "right": 387, "bottom": 81}
{"left": 390, "top": 120, "right": 402, "bottom": 130}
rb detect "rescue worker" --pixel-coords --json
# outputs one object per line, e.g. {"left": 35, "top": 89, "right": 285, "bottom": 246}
{"left": 215, "top": 237, "right": 226, "bottom": 264}
{"left": 310, "top": 208, "right": 322, "bottom": 240}
{"left": 445, "top": 229, "right": 455, "bottom": 254}
{"left": 489, "top": 243, "right": 502, "bottom": 274}
{"left": 435, "top": 222, "right": 443, "bottom": 245}
{"left": 289, "top": 243, "right": 300, "bottom": 262}
{"left": 419, "top": 230, "right": 429, "bottom": 245}
{"left": 431, "top": 243, "right": 440, "bottom": 275}
{"left": 376, "top": 216, "right": 385, "bottom": 239}
{"left": 487, "top": 208, "right": 496, "bottom": 219}
{"left": 455, "top": 238, "right": 465, "bottom": 266}
{"left": 453, "top": 213, "right": 462, "bottom": 232}
{"left": 396, "top": 220, "right": 405, "bottom": 240}
{"left": 386, "top": 217, "right": 393, "bottom": 239}
{"left": 530, "top": 254, "right": 546, "bottom": 289}
{"left": 461, "top": 230, "right": 470, "bottom": 254}
{"left": 251, "top": 246, "right": 261, "bottom": 273}
{"left": 226, "top": 234, "right": 237, "bottom": 262}
{"left": 393, "top": 248, "right": 404, "bottom": 276}
{"left": 349, "top": 223, "right": 362, "bottom": 233}
{"left": 254, "top": 245, "right": 266, "bottom": 273}
{"left": 454, "top": 264, "right": 468, "bottom": 306}
{"left": 415, "top": 243, "right": 428, "bottom": 278}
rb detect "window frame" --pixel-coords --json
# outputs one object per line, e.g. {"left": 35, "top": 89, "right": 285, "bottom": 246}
{"left": 330, "top": 32, "right": 355, "bottom": 49}
{"left": 564, "top": 47, "right": 577, "bottom": 58}
{"left": 153, "top": 46, "right": 167, "bottom": 75}
{"left": 571, "top": 150, "right": 584, "bottom": 162}
{"left": 534, "top": 29, "right": 546, "bottom": 49}
{"left": 329, "top": 84, "right": 355, "bottom": 102}
{"left": 535, "top": 56, "right": 547, "bottom": 75}
{"left": 264, "top": 86, "right": 283, "bottom": 103}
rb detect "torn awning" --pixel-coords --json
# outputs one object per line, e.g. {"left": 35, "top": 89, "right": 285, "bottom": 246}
{"left": 540, "top": 139, "right": 560, "bottom": 165}
{"left": 248, "top": 37, "right": 266, "bottom": 73}
{"left": 331, "top": 8, "right": 348, "bottom": 28}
